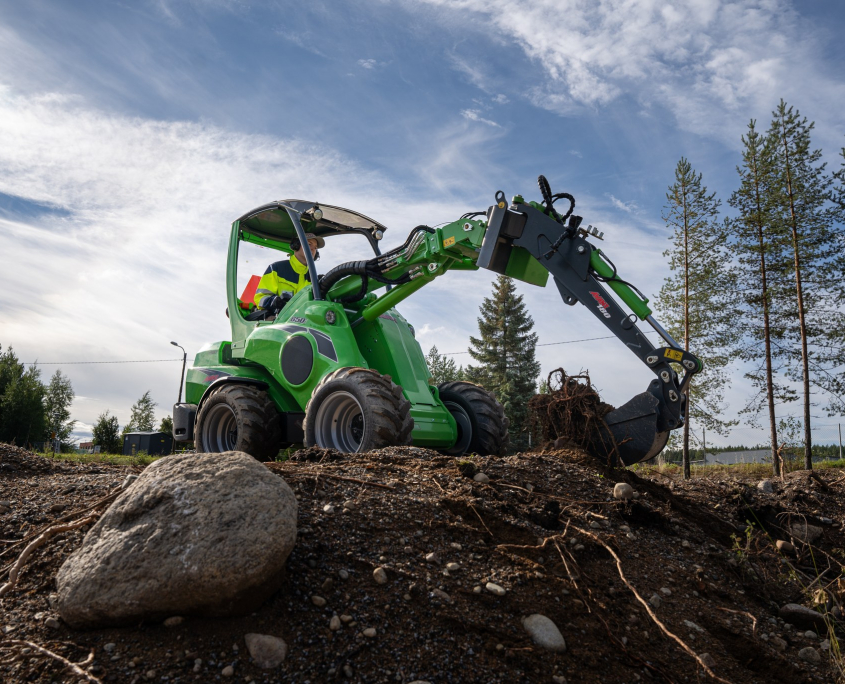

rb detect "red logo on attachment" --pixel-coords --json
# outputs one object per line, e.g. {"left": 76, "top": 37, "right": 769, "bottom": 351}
{"left": 589, "top": 291, "right": 610, "bottom": 308}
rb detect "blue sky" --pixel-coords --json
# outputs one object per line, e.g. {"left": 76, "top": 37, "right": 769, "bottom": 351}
{"left": 0, "top": 0, "right": 843, "bottom": 445}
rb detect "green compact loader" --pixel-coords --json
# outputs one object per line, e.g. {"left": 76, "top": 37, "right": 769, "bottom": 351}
{"left": 173, "top": 176, "right": 701, "bottom": 464}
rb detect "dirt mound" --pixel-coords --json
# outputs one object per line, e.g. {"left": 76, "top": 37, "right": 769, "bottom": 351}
{"left": 0, "top": 446, "right": 842, "bottom": 683}
{"left": 528, "top": 370, "right": 616, "bottom": 460}
{"left": 0, "top": 443, "right": 59, "bottom": 474}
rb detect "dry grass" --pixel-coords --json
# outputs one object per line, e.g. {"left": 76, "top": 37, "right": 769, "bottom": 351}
{"left": 636, "top": 458, "right": 845, "bottom": 480}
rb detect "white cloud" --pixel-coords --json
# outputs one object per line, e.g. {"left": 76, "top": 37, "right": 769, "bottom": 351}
{"left": 608, "top": 194, "right": 638, "bottom": 214}
{"left": 358, "top": 58, "right": 378, "bottom": 69}
{"left": 460, "top": 108, "right": 500, "bottom": 127}
{"left": 492, "top": 93, "right": 509, "bottom": 104}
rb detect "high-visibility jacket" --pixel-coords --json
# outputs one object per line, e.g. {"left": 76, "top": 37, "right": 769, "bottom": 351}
{"left": 254, "top": 255, "right": 311, "bottom": 308}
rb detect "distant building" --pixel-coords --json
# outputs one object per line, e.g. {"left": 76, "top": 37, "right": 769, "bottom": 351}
{"left": 79, "top": 441, "right": 93, "bottom": 450}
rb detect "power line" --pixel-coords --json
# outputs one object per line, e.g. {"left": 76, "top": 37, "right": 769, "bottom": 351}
{"left": 23, "top": 359, "right": 183, "bottom": 365}
{"left": 441, "top": 330, "right": 659, "bottom": 355}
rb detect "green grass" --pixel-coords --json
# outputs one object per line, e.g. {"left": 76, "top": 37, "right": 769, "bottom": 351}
{"left": 35, "top": 450, "right": 163, "bottom": 467}
{"left": 634, "top": 458, "right": 845, "bottom": 479}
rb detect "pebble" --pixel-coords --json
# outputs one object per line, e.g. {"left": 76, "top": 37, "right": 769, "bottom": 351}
{"left": 432, "top": 588, "right": 452, "bottom": 602}
{"left": 522, "top": 614, "right": 566, "bottom": 652}
{"left": 146, "top": 670, "right": 156, "bottom": 679}
{"left": 323, "top": 504, "right": 335, "bottom": 514}
{"left": 49, "top": 503, "right": 67, "bottom": 513}
{"left": 660, "top": 587, "right": 672, "bottom": 597}
{"left": 613, "top": 482, "right": 634, "bottom": 500}
{"left": 798, "top": 647, "right": 821, "bottom": 665}
{"left": 619, "top": 525, "right": 630, "bottom": 533}
{"left": 771, "top": 637, "right": 787, "bottom": 652}
{"left": 163, "top": 616, "right": 184, "bottom": 627}
{"left": 776, "top": 540, "right": 795, "bottom": 554}
{"left": 330, "top": 615, "right": 341, "bottom": 631}
{"left": 362, "top": 627, "right": 377, "bottom": 638}
{"left": 103, "top": 643, "right": 116, "bottom": 653}
{"left": 342, "top": 500, "right": 357, "bottom": 510}
{"left": 683, "top": 620, "right": 703, "bottom": 633}
{"left": 473, "top": 585, "right": 482, "bottom": 593}
{"left": 552, "top": 676, "right": 567, "bottom": 684}
{"left": 343, "top": 664, "right": 354, "bottom": 677}
{"left": 589, "top": 521, "right": 601, "bottom": 529}
{"left": 445, "top": 562, "right": 460, "bottom": 571}
{"left": 486, "top": 582, "right": 506, "bottom": 596}
{"left": 340, "top": 614, "right": 353, "bottom": 623}
{"left": 450, "top": 543, "right": 462, "bottom": 550}
{"left": 311, "top": 595, "right": 327, "bottom": 607}
{"left": 699, "top": 653, "right": 715, "bottom": 668}
{"left": 373, "top": 567, "right": 388, "bottom": 585}
{"left": 821, "top": 639, "right": 830, "bottom": 651}
{"left": 804, "top": 630, "right": 818, "bottom": 638}
{"left": 473, "top": 472, "right": 490, "bottom": 484}
{"left": 757, "top": 479, "right": 774, "bottom": 494}
{"left": 648, "top": 594, "right": 662, "bottom": 609}
{"left": 221, "top": 665, "right": 234, "bottom": 677}
{"left": 44, "top": 617, "right": 61, "bottom": 629}
{"left": 338, "top": 569, "right": 349, "bottom": 580}
{"left": 779, "top": 603, "right": 826, "bottom": 629}
{"left": 425, "top": 552, "right": 439, "bottom": 563}
{"left": 681, "top": 540, "right": 690, "bottom": 548}
{"left": 244, "top": 633, "right": 288, "bottom": 669}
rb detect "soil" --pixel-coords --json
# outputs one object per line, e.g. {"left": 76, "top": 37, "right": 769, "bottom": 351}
{"left": 1, "top": 442, "right": 844, "bottom": 684}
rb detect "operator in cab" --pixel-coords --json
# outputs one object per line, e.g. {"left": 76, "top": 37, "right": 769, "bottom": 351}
{"left": 254, "top": 233, "right": 325, "bottom": 312}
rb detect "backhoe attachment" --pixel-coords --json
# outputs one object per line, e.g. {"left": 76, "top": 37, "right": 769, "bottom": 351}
{"left": 478, "top": 179, "right": 702, "bottom": 465}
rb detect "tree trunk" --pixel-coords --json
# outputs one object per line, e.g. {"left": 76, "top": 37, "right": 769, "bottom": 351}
{"left": 682, "top": 181, "right": 691, "bottom": 480}
{"left": 778, "top": 115, "right": 813, "bottom": 470}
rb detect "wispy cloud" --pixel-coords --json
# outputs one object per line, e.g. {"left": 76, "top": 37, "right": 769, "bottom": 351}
{"left": 358, "top": 58, "right": 378, "bottom": 69}
{"left": 460, "top": 108, "right": 500, "bottom": 127}
{"left": 608, "top": 194, "right": 638, "bottom": 214}
{"left": 492, "top": 93, "right": 509, "bottom": 105}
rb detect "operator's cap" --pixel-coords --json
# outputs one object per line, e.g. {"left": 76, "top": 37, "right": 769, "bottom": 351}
{"left": 303, "top": 232, "right": 326, "bottom": 248}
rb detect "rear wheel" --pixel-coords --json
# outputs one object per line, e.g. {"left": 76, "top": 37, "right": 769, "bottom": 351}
{"left": 438, "top": 381, "right": 509, "bottom": 456}
{"left": 195, "top": 384, "right": 283, "bottom": 461}
{"left": 304, "top": 367, "right": 413, "bottom": 453}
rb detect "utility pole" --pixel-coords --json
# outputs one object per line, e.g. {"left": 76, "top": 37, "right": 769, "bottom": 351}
{"left": 840, "top": 424, "right": 843, "bottom": 461}
{"left": 703, "top": 426, "right": 706, "bottom": 466}
{"left": 171, "top": 341, "right": 188, "bottom": 404}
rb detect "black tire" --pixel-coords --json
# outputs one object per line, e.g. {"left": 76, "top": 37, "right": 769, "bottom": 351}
{"left": 438, "top": 381, "right": 509, "bottom": 456}
{"left": 303, "top": 367, "right": 413, "bottom": 453}
{"left": 195, "top": 384, "right": 283, "bottom": 461}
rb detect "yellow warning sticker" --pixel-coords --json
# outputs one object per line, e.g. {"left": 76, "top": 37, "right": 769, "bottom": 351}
{"left": 443, "top": 236, "right": 456, "bottom": 248}
{"left": 664, "top": 348, "right": 683, "bottom": 361}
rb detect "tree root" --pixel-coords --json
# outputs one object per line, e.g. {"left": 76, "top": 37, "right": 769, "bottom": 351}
{"left": 2, "top": 640, "right": 100, "bottom": 683}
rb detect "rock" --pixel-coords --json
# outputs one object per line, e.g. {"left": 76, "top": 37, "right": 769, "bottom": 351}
{"left": 343, "top": 664, "right": 353, "bottom": 677}
{"left": 589, "top": 521, "right": 601, "bottom": 529}
{"left": 473, "top": 472, "right": 490, "bottom": 484}
{"left": 779, "top": 604, "right": 827, "bottom": 630}
{"left": 648, "top": 594, "right": 662, "bottom": 609}
{"left": 311, "top": 595, "right": 327, "bottom": 607}
{"left": 244, "top": 633, "right": 288, "bottom": 668}
{"left": 683, "top": 620, "right": 703, "bottom": 633}
{"left": 757, "top": 479, "right": 774, "bottom": 494}
{"left": 485, "top": 582, "right": 506, "bottom": 596}
{"left": 340, "top": 614, "right": 353, "bottom": 623}
{"left": 552, "top": 676, "right": 567, "bottom": 684}
{"left": 798, "top": 647, "right": 821, "bottom": 665}
{"left": 771, "top": 637, "right": 787, "bottom": 652}
{"left": 821, "top": 639, "right": 830, "bottom": 651}
{"left": 699, "top": 653, "right": 715, "bottom": 668}
{"left": 323, "top": 504, "right": 335, "bottom": 514}
{"left": 338, "top": 569, "right": 349, "bottom": 580}
{"left": 522, "top": 614, "right": 566, "bottom": 653}
{"left": 425, "top": 552, "right": 438, "bottom": 563}
{"left": 57, "top": 452, "right": 297, "bottom": 628}
{"left": 163, "top": 616, "right": 184, "bottom": 627}
{"left": 362, "top": 627, "right": 377, "bottom": 638}
{"left": 373, "top": 567, "right": 388, "bottom": 585}
{"left": 221, "top": 665, "right": 234, "bottom": 677}
{"left": 790, "top": 522, "right": 823, "bottom": 544}
{"left": 329, "top": 615, "right": 341, "bottom": 631}
{"left": 44, "top": 616, "right": 61, "bottom": 629}
{"left": 613, "top": 483, "right": 634, "bottom": 500}
{"left": 103, "top": 643, "right": 116, "bottom": 653}
{"left": 804, "top": 630, "right": 818, "bottom": 639}
{"left": 445, "top": 562, "right": 460, "bottom": 571}
{"left": 49, "top": 503, "right": 67, "bottom": 513}
{"left": 342, "top": 499, "right": 357, "bottom": 510}
{"left": 776, "top": 540, "right": 795, "bottom": 554}
{"left": 660, "top": 587, "right": 672, "bottom": 596}
{"left": 431, "top": 588, "right": 452, "bottom": 602}
{"left": 632, "top": 491, "right": 640, "bottom": 499}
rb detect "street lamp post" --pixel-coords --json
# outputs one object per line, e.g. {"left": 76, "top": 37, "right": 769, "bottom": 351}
{"left": 170, "top": 341, "right": 187, "bottom": 404}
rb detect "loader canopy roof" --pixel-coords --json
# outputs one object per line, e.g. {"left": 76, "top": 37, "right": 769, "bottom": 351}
{"left": 237, "top": 200, "right": 387, "bottom": 246}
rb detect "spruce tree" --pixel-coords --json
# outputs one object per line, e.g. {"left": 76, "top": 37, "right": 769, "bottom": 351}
{"left": 44, "top": 370, "right": 76, "bottom": 449}
{"left": 465, "top": 275, "right": 540, "bottom": 448}
{"left": 424, "top": 345, "right": 462, "bottom": 385}
{"left": 768, "top": 101, "right": 844, "bottom": 467}
{"left": 124, "top": 391, "right": 157, "bottom": 433}
{"left": 0, "top": 345, "right": 46, "bottom": 447}
{"left": 656, "top": 158, "right": 737, "bottom": 479}
{"left": 727, "top": 121, "right": 793, "bottom": 476}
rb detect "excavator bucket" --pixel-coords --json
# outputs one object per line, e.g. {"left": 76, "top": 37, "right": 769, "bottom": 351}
{"left": 603, "top": 391, "right": 670, "bottom": 466}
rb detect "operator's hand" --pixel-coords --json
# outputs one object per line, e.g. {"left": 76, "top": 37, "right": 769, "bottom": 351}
{"left": 259, "top": 292, "right": 292, "bottom": 313}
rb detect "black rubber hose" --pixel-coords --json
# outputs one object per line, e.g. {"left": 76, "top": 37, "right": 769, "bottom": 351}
{"left": 319, "top": 261, "right": 370, "bottom": 295}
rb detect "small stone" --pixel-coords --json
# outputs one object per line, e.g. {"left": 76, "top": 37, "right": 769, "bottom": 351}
{"left": 804, "top": 630, "right": 818, "bottom": 638}
{"left": 362, "top": 627, "right": 377, "bottom": 638}
{"left": 589, "top": 521, "right": 601, "bottom": 529}
{"left": 340, "top": 614, "right": 353, "bottom": 623}
{"left": 49, "top": 503, "right": 67, "bottom": 513}
{"left": 342, "top": 500, "right": 357, "bottom": 510}
{"left": 660, "top": 587, "right": 672, "bottom": 597}
{"left": 613, "top": 483, "right": 634, "bottom": 500}
{"left": 683, "top": 620, "right": 703, "bottom": 633}
{"left": 163, "top": 616, "right": 184, "bottom": 627}
{"left": 779, "top": 603, "right": 827, "bottom": 629}
{"left": 221, "top": 665, "right": 234, "bottom": 677}
{"left": 343, "top": 664, "right": 354, "bottom": 677}
{"left": 445, "top": 562, "right": 460, "bottom": 571}
{"left": 373, "top": 567, "right": 388, "bottom": 585}
{"left": 757, "top": 479, "right": 774, "bottom": 494}
{"left": 552, "top": 676, "right": 567, "bottom": 684}
{"left": 244, "top": 633, "right": 288, "bottom": 669}
{"left": 146, "top": 670, "right": 156, "bottom": 679}
{"left": 486, "top": 582, "right": 506, "bottom": 596}
{"left": 473, "top": 473, "right": 490, "bottom": 484}
{"left": 432, "top": 588, "right": 452, "bottom": 602}
{"left": 699, "top": 653, "right": 715, "bottom": 668}
{"left": 619, "top": 525, "right": 631, "bottom": 533}
{"left": 648, "top": 594, "right": 662, "bottom": 610}
{"left": 798, "top": 647, "right": 821, "bottom": 664}
{"left": 338, "top": 569, "right": 349, "bottom": 580}
{"left": 790, "top": 522, "right": 823, "bottom": 544}
{"left": 473, "top": 585, "right": 482, "bottom": 593}
{"left": 682, "top": 540, "right": 690, "bottom": 548}
{"left": 626, "top": 533, "right": 635, "bottom": 540}
{"left": 522, "top": 614, "right": 566, "bottom": 652}
{"left": 323, "top": 504, "right": 335, "bottom": 514}
{"left": 776, "top": 539, "right": 795, "bottom": 554}
{"left": 330, "top": 615, "right": 341, "bottom": 631}
{"left": 103, "top": 643, "right": 116, "bottom": 653}
{"left": 821, "top": 639, "right": 830, "bottom": 651}
{"left": 771, "top": 637, "right": 787, "bottom": 652}
{"left": 632, "top": 491, "right": 640, "bottom": 499}
{"left": 450, "top": 543, "right": 462, "bottom": 550}
{"left": 311, "top": 595, "right": 327, "bottom": 607}
{"left": 425, "top": 552, "right": 438, "bottom": 563}
{"left": 44, "top": 617, "right": 61, "bottom": 629}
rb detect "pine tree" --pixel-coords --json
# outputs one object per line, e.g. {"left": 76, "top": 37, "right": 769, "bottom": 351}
{"left": 92, "top": 410, "right": 122, "bottom": 454}
{"left": 124, "top": 391, "right": 157, "bottom": 433}
{"left": 44, "top": 370, "right": 75, "bottom": 449}
{"left": 0, "top": 345, "right": 46, "bottom": 447}
{"left": 656, "top": 158, "right": 737, "bottom": 479}
{"left": 768, "top": 100, "right": 844, "bottom": 468}
{"left": 424, "top": 345, "right": 462, "bottom": 385}
{"left": 465, "top": 275, "right": 540, "bottom": 448}
{"left": 159, "top": 415, "right": 174, "bottom": 434}
{"left": 727, "top": 120, "right": 794, "bottom": 476}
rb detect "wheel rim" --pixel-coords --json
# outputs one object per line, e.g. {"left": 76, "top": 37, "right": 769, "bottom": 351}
{"left": 444, "top": 400, "right": 472, "bottom": 454}
{"left": 201, "top": 403, "right": 238, "bottom": 452}
{"left": 314, "top": 391, "right": 365, "bottom": 452}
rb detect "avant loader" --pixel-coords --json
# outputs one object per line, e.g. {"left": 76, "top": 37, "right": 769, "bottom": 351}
{"left": 173, "top": 177, "right": 701, "bottom": 464}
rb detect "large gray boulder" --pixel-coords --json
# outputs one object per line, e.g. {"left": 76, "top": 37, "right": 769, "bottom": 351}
{"left": 57, "top": 451, "right": 297, "bottom": 628}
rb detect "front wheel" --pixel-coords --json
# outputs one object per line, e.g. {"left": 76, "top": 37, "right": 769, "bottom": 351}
{"left": 194, "top": 384, "right": 283, "bottom": 461}
{"left": 304, "top": 367, "right": 413, "bottom": 453}
{"left": 438, "top": 381, "right": 509, "bottom": 456}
